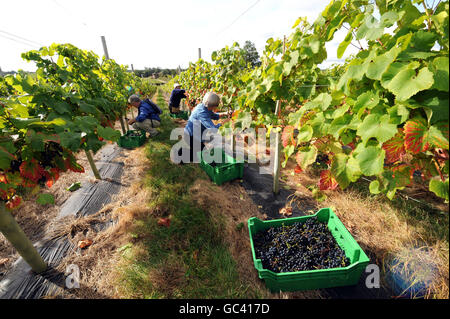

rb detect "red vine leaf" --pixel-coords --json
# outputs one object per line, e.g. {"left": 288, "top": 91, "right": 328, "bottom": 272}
{"left": 281, "top": 125, "right": 296, "bottom": 148}
{"left": 383, "top": 128, "right": 406, "bottom": 164}
{"left": 19, "top": 159, "right": 44, "bottom": 183}
{"left": 404, "top": 118, "right": 429, "bottom": 154}
{"left": 0, "top": 189, "right": 8, "bottom": 201}
{"left": 64, "top": 154, "right": 85, "bottom": 173}
{"left": 43, "top": 168, "right": 60, "bottom": 188}
{"left": 318, "top": 170, "right": 339, "bottom": 191}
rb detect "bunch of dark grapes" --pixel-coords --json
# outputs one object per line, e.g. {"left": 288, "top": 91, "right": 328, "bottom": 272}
{"left": 315, "top": 153, "right": 329, "bottom": 165}
{"left": 312, "top": 153, "right": 329, "bottom": 169}
{"left": 128, "top": 131, "right": 144, "bottom": 137}
{"left": 10, "top": 159, "right": 22, "bottom": 173}
{"left": 39, "top": 142, "right": 64, "bottom": 168}
{"left": 253, "top": 216, "right": 350, "bottom": 273}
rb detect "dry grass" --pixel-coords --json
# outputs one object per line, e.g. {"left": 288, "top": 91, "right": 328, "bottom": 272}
{"left": 322, "top": 191, "right": 449, "bottom": 299}
{"left": 279, "top": 159, "right": 449, "bottom": 299}
{"left": 45, "top": 146, "right": 154, "bottom": 298}
{"left": 188, "top": 179, "right": 326, "bottom": 299}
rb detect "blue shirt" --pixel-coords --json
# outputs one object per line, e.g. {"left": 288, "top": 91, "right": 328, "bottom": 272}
{"left": 169, "top": 89, "right": 186, "bottom": 108}
{"left": 184, "top": 103, "right": 221, "bottom": 141}
{"left": 136, "top": 100, "right": 161, "bottom": 122}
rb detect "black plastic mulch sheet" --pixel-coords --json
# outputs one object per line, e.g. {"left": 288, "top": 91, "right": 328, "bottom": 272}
{"left": 0, "top": 144, "right": 124, "bottom": 299}
{"left": 241, "top": 163, "right": 318, "bottom": 219}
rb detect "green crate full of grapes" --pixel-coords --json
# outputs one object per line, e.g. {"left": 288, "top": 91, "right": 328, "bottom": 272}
{"left": 117, "top": 130, "right": 146, "bottom": 149}
{"left": 248, "top": 208, "right": 369, "bottom": 292}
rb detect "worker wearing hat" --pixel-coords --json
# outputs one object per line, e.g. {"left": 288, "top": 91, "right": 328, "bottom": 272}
{"left": 169, "top": 83, "right": 188, "bottom": 114}
{"left": 180, "top": 91, "right": 230, "bottom": 163}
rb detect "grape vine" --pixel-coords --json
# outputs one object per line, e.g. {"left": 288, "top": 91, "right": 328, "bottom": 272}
{"left": 177, "top": 0, "right": 449, "bottom": 202}
{"left": 1, "top": 43, "right": 139, "bottom": 210}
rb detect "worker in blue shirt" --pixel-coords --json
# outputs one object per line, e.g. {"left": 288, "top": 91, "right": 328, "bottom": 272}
{"left": 169, "top": 83, "right": 188, "bottom": 114}
{"left": 127, "top": 94, "right": 161, "bottom": 137}
{"left": 181, "top": 92, "right": 229, "bottom": 163}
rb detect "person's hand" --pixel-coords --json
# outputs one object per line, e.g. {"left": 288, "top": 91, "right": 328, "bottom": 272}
{"left": 218, "top": 112, "right": 228, "bottom": 118}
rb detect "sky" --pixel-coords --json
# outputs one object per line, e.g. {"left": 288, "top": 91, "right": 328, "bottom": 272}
{"left": 0, "top": 0, "right": 361, "bottom": 72}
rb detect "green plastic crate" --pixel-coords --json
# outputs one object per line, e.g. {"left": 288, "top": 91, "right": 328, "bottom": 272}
{"left": 117, "top": 130, "right": 146, "bottom": 149}
{"left": 248, "top": 207, "right": 370, "bottom": 292}
{"left": 197, "top": 148, "right": 244, "bottom": 185}
{"left": 169, "top": 111, "right": 189, "bottom": 120}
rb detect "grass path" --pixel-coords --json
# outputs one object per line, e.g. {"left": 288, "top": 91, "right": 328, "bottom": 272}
{"left": 114, "top": 89, "right": 268, "bottom": 298}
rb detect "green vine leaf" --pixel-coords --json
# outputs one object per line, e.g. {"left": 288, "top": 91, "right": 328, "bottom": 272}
{"left": 330, "top": 153, "right": 361, "bottom": 189}
{"left": 357, "top": 114, "right": 397, "bottom": 144}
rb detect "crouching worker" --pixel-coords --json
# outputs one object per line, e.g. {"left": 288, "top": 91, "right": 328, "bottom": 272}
{"left": 127, "top": 94, "right": 161, "bottom": 137}
{"left": 179, "top": 92, "right": 229, "bottom": 163}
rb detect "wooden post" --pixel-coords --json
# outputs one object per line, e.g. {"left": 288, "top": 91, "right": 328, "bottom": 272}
{"left": 273, "top": 35, "right": 286, "bottom": 194}
{"left": 131, "top": 64, "right": 134, "bottom": 72}
{"left": 119, "top": 117, "right": 127, "bottom": 135}
{"left": 0, "top": 203, "right": 47, "bottom": 273}
{"left": 85, "top": 149, "right": 101, "bottom": 180}
{"left": 125, "top": 116, "right": 130, "bottom": 131}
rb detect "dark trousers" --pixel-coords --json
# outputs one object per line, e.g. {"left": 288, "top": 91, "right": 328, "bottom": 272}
{"left": 169, "top": 104, "right": 180, "bottom": 114}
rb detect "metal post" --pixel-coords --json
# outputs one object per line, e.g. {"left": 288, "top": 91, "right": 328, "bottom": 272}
{"left": 101, "top": 36, "right": 110, "bottom": 60}
{"left": 101, "top": 36, "right": 128, "bottom": 136}
{"left": 198, "top": 48, "right": 201, "bottom": 60}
